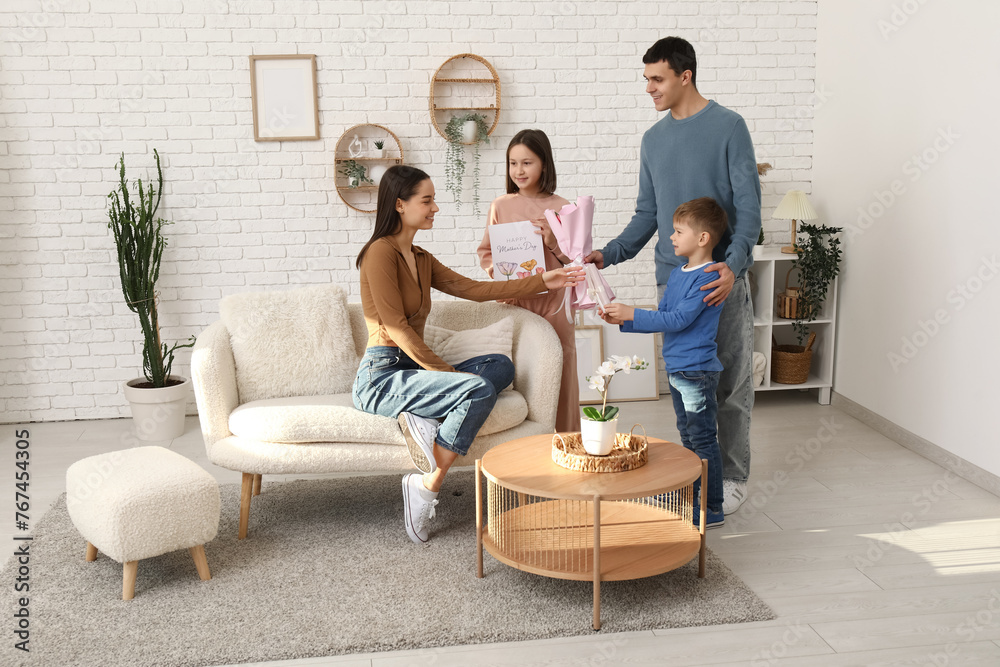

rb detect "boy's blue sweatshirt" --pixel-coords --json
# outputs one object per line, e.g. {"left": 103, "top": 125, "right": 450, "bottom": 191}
{"left": 600, "top": 101, "right": 762, "bottom": 286}
{"left": 622, "top": 263, "right": 723, "bottom": 373}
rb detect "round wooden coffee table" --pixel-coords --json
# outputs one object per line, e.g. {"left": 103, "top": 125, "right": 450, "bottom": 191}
{"left": 475, "top": 433, "right": 707, "bottom": 630}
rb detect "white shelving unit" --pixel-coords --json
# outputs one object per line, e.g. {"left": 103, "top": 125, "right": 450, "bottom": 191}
{"left": 749, "top": 246, "right": 838, "bottom": 405}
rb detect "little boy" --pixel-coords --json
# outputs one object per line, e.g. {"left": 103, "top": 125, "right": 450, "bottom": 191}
{"left": 601, "top": 197, "right": 728, "bottom": 528}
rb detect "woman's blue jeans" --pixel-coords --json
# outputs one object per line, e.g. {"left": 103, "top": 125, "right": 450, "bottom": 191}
{"left": 668, "top": 370, "right": 724, "bottom": 514}
{"left": 352, "top": 346, "right": 514, "bottom": 457}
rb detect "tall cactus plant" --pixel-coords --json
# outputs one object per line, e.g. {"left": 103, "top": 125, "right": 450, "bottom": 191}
{"left": 107, "top": 149, "right": 193, "bottom": 388}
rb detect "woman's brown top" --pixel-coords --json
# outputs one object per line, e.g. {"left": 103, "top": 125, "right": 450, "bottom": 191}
{"left": 359, "top": 235, "right": 547, "bottom": 372}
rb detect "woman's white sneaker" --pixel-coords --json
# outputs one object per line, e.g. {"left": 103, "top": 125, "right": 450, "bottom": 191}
{"left": 398, "top": 412, "right": 438, "bottom": 474}
{"left": 402, "top": 473, "right": 439, "bottom": 543}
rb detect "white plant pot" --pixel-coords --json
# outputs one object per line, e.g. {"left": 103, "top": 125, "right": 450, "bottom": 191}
{"left": 580, "top": 416, "right": 618, "bottom": 456}
{"left": 370, "top": 164, "right": 388, "bottom": 186}
{"left": 348, "top": 176, "right": 359, "bottom": 188}
{"left": 374, "top": 148, "right": 385, "bottom": 158}
{"left": 122, "top": 375, "right": 190, "bottom": 441}
{"left": 461, "top": 120, "right": 478, "bottom": 143}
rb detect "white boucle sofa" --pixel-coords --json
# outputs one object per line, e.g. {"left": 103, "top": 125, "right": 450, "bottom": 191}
{"left": 190, "top": 284, "right": 562, "bottom": 539}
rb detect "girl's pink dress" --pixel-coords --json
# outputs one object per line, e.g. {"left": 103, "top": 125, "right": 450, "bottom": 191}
{"left": 477, "top": 193, "right": 581, "bottom": 432}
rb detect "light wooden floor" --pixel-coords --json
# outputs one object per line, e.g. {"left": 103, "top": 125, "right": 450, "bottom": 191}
{"left": 6, "top": 391, "right": 1000, "bottom": 666}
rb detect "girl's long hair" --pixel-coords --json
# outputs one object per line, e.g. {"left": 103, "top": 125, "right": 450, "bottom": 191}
{"left": 506, "top": 129, "right": 557, "bottom": 195}
{"left": 355, "top": 165, "right": 430, "bottom": 269}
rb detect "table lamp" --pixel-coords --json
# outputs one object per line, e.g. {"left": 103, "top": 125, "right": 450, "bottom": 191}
{"left": 773, "top": 190, "right": 818, "bottom": 254}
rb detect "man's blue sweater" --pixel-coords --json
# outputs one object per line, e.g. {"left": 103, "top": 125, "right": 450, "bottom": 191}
{"left": 601, "top": 101, "right": 762, "bottom": 286}
{"left": 622, "top": 263, "right": 723, "bottom": 373}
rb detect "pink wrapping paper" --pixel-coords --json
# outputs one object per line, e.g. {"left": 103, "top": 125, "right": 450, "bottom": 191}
{"left": 544, "top": 195, "right": 615, "bottom": 321}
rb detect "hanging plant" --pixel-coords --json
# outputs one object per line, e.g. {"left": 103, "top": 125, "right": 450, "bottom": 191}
{"left": 791, "top": 222, "right": 843, "bottom": 343}
{"left": 444, "top": 112, "right": 489, "bottom": 216}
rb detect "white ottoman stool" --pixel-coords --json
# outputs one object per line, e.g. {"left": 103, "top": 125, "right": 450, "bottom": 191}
{"left": 66, "top": 446, "right": 220, "bottom": 600}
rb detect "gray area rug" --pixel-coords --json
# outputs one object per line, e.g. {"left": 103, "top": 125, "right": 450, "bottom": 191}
{"left": 0, "top": 471, "right": 773, "bottom": 667}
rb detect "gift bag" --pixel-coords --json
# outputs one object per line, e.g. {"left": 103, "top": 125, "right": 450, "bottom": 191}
{"left": 545, "top": 195, "right": 616, "bottom": 321}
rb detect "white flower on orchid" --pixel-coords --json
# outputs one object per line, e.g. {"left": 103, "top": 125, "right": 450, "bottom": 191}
{"left": 584, "top": 354, "right": 650, "bottom": 422}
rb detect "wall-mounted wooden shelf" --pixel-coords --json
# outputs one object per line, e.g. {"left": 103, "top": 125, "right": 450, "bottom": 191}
{"left": 430, "top": 53, "right": 501, "bottom": 144}
{"left": 334, "top": 123, "right": 403, "bottom": 214}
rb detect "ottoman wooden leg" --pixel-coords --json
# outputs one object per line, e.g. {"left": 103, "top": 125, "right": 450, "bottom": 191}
{"left": 252, "top": 474, "right": 262, "bottom": 496}
{"left": 239, "top": 473, "right": 254, "bottom": 540}
{"left": 123, "top": 561, "right": 138, "bottom": 600}
{"left": 85, "top": 542, "right": 98, "bottom": 562}
{"left": 189, "top": 545, "right": 211, "bottom": 581}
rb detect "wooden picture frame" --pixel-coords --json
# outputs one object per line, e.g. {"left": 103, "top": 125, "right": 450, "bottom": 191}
{"left": 574, "top": 325, "right": 605, "bottom": 405}
{"left": 249, "top": 54, "right": 320, "bottom": 141}
{"left": 578, "top": 308, "right": 660, "bottom": 402}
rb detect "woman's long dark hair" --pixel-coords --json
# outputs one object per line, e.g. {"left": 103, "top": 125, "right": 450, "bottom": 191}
{"left": 355, "top": 165, "right": 430, "bottom": 269}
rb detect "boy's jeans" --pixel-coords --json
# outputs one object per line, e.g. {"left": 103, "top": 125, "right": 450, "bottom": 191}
{"left": 668, "top": 370, "right": 724, "bottom": 514}
{"left": 658, "top": 274, "right": 753, "bottom": 483}
{"left": 352, "top": 346, "right": 514, "bottom": 456}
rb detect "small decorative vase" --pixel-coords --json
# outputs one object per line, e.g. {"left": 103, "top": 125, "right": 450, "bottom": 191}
{"left": 580, "top": 416, "right": 618, "bottom": 456}
{"left": 461, "top": 120, "right": 478, "bottom": 143}
{"left": 369, "top": 164, "right": 388, "bottom": 186}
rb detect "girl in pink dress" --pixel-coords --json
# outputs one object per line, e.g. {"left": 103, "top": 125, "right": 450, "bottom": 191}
{"left": 477, "top": 129, "right": 580, "bottom": 432}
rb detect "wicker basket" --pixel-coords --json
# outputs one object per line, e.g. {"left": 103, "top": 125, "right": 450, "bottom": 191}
{"left": 771, "top": 332, "right": 816, "bottom": 384}
{"left": 551, "top": 425, "right": 648, "bottom": 473}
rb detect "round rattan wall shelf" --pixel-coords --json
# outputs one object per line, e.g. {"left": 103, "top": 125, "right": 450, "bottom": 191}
{"left": 430, "top": 53, "right": 500, "bottom": 144}
{"left": 334, "top": 123, "right": 403, "bottom": 213}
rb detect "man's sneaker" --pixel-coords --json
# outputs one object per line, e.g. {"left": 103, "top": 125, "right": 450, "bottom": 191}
{"left": 398, "top": 412, "right": 438, "bottom": 474}
{"left": 722, "top": 478, "right": 748, "bottom": 514}
{"left": 693, "top": 508, "right": 726, "bottom": 529}
{"left": 402, "top": 473, "right": 439, "bottom": 543}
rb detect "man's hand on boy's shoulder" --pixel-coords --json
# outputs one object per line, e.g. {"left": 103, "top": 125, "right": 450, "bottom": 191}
{"left": 700, "top": 262, "right": 734, "bottom": 306}
{"left": 600, "top": 301, "right": 633, "bottom": 324}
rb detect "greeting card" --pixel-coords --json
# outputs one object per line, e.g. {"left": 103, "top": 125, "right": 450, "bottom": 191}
{"left": 489, "top": 220, "right": 546, "bottom": 281}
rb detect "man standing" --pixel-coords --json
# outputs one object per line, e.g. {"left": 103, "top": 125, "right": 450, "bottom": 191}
{"left": 586, "top": 36, "right": 760, "bottom": 513}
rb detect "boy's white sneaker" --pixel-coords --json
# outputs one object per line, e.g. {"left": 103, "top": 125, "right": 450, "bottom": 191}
{"left": 398, "top": 412, "right": 438, "bottom": 474}
{"left": 402, "top": 473, "right": 439, "bottom": 544}
{"left": 722, "top": 478, "right": 748, "bottom": 514}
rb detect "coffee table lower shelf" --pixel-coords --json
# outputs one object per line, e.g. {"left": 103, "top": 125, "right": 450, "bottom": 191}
{"left": 481, "top": 500, "right": 701, "bottom": 582}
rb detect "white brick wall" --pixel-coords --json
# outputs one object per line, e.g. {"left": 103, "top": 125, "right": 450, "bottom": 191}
{"left": 0, "top": 0, "right": 817, "bottom": 423}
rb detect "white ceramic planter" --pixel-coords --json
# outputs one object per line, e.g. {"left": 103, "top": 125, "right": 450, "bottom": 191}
{"left": 461, "top": 120, "right": 478, "bottom": 143}
{"left": 580, "top": 416, "right": 618, "bottom": 456}
{"left": 370, "top": 164, "right": 388, "bottom": 186}
{"left": 374, "top": 148, "right": 385, "bottom": 158}
{"left": 122, "top": 375, "right": 190, "bottom": 441}
{"left": 348, "top": 176, "right": 359, "bottom": 188}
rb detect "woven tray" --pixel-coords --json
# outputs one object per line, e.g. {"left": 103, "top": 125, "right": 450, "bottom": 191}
{"left": 551, "top": 425, "right": 648, "bottom": 473}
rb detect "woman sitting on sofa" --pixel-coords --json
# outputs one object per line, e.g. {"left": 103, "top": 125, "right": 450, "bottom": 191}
{"left": 353, "top": 165, "right": 583, "bottom": 544}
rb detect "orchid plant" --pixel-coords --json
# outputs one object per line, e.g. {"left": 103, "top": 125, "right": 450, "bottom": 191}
{"left": 583, "top": 355, "right": 649, "bottom": 422}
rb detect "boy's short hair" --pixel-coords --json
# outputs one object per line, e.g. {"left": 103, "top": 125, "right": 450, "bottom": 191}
{"left": 674, "top": 197, "right": 727, "bottom": 247}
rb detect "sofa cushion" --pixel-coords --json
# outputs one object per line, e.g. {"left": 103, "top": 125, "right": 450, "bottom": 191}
{"left": 424, "top": 317, "right": 514, "bottom": 367}
{"left": 229, "top": 390, "right": 529, "bottom": 444}
{"left": 220, "top": 284, "right": 359, "bottom": 403}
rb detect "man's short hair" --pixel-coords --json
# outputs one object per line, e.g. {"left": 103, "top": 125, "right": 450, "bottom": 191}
{"left": 643, "top": 36, "right": 698, "bottom": 88}
{"left": 674, "top": 197, "right": 727, "bottom": 246}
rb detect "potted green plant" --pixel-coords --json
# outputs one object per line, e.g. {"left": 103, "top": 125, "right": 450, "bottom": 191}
{"left": 771, "top": 222, "right": 842, "bottom": 385}
{"left": 107, "top": 149, "right": 195, "bottom": 440}
{"left": 582, "top": 355, "right": 648, "bottom": 455}
{"left": 790, "top": 222, "right": 842, "bottom": 342}
{"left": 444, "top": 112, "right": 489, "bottom": 215}
{"left": 338, "top": 159, "right": 373, "bottom": 189}
{"left": 372, "top": 139, "right": 385, "bottom": 158}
